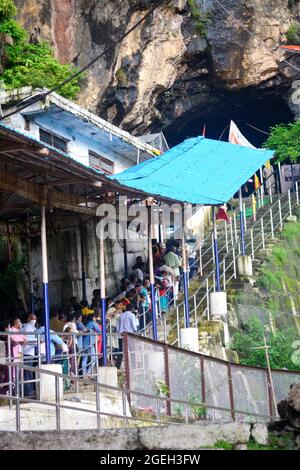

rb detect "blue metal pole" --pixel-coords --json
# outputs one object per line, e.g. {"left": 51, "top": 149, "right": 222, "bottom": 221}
{"left": 213, "top": 206, "right": 221, "bottom": 292}
{"left": 99, "top": 236, "right": 107, "bottom": 366}
{"left": 101, "top": 297, "right": 107, "bottom": 367}
{"left": 239, "top": 189, "right": 246, "bottom": 256}
{"left": 43, "top": 283, "right": 51, "bottom": 363}
{"left": 41, "top": 206, "right": 51, "bottom": 364}
{"left": 148, "top": 206, "right": 157, "bottom": 340}
{"left": 181, "top": 220, "right": 190, "bottom": 328}
{"left": 150, "top": 282, "right": 158, "bottom": 340}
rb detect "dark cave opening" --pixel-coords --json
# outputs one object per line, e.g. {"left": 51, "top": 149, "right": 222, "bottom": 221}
{"left": 164, "top": 88, "right": 294, "bottom": 148}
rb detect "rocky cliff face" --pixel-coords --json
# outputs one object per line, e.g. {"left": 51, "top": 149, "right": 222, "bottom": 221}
{"left": 14, "top": 0, "right": 300, "bottom": 140}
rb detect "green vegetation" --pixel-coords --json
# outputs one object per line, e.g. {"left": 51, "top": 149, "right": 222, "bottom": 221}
{"left": 286, "top": 22, "right": 300, "bottom": 45}
{"left": 187, "top": 394, "right": 206, "bottom": 419}
{"left": 213, "top": 440, "right": 233, "bottom": 450}
{"left": 288, "top": 0, "right": 300, "bottom": 8}
{"left": 187, "top": 0, "right": 211, "bottom": 37}
{"left": 115, "top": 67, "right": 128, "bottom": 87}
{"left": 232, "top": 316, "right": 300, "bottom": 370}
{"left": 264, "top": 120, "right": 300, "bottom": 162}
{"left": 0, "top": 0, "right": 16, "bottom": 20}
{"left": 0, "top": 0, "right": 81, "bottom": 99}
{"left": 155, "top": 380, "right": 170, "bottom": 398}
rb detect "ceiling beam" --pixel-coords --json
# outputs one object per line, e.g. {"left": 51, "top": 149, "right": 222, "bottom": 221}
{"left": 0, "top": 168, "right": 96, "bottom": 215}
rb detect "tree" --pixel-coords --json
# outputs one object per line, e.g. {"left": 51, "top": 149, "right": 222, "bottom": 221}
{"left": 263, "top": 121, "right": 300, "bottom": 163}
{"left": 232, "top": 316, "right": 300, "bottom": 370}
{"left": 0, "top": 0, "right": 17, "bottom": 21}
{"left": 0, "top": 0, "right": 82, "bottom": 100}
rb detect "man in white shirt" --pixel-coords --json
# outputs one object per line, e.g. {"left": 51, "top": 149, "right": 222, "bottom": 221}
{"left": 116, "top": 305, "right": 137, "bottom": 369}
{"left": 21, "top": 313, "right": 37, "bottom": 397}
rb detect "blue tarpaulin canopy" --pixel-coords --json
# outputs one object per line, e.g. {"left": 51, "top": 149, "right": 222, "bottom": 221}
{"left": 110, "top": 136, "right": 274, "bottom": 205}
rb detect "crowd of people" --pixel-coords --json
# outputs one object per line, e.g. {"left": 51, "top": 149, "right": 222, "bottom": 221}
{"left": 0, "top": 239, "right": 198, "bottom": 398}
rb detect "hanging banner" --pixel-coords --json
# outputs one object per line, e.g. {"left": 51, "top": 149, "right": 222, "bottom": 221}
{"left": 229, "top": 120, "right": 256, "bottom": 148}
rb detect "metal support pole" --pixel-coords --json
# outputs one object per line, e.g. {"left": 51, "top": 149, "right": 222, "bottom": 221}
{"left": 243, "top": 202, "right": 247, "bottom": 232}
{"left": 223, "top": 259, "right": 226, "bottom": 291}
{"left": 239, "top": 190, "right": 246, "bottom": 256}
{"left": 55, "top": 375, "right": 61, "bottom": 431}
{"left": 182, "top": 220, "right": 190, "bottom": 328}
{"left": 250, "top": 228, "right": 254, "bottom": 260}
{"left": 296, "top": 181, "right": 299, "bottom": 205}
{"left": 99, "top": 236, "right": 107, "bottom": 367}
{"left": 123, "top": 239, "right": 129, "bottom": 279}
{"left": 148, "top": 206, "right": 157, "bottom": 340}
{"left": 225, "top": 222, "right": 229, "bottom": 252}
{"left": 80, "top": 222, "right": 87, "bottom": 302}
{"left": 252, "top": 194, "right": 256, "bottom": 222}
{"left": 212, "top": 207, "right": 221, "bottom": 292}
{"left": 176, "top": 307, "right": 180, "bottom": 346}
{"left": 278, "top": 199, "right": 283, "bottom": 230}
{"left": 261, "top": 217, "right": 265, "bottom": 250}
{"left": 232, "top": 245, "right": 237, "bottom": 279}
{"left": 206, "top": 278, "right": 210, "bottom": 320}
{"left": 230, "top": 217, "right": 234, "bottom": 248}
{"left": 260, "top": 167, "right": 264, "bottom": 206}
{"left": 199, "top": 245, "right": 203, "bottom": 276}
{"left": 270, "top": 209, "right": 274, "bottom": 239}
{"left": 41, "top": 205, "right": 51, "bottom": 364}
{"left": 233, "top": 212, "right": 238, "bottom": 244}
{"left": 288, "top": 190, "right": 292, "bottom": 217}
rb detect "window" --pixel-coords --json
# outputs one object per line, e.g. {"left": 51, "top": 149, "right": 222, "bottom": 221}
{"left": 24, "top": 117, "right": 31, "bottom": 131}
{"left": 39, "top": 128, "right": 68, "bottom": 152}
{"left": 88, "top": 150, "right": 114, "bottom": 175}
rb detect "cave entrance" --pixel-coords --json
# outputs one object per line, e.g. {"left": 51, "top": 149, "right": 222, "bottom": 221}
{"left": 164, "top": 88, "right": 293, "bottom": 148}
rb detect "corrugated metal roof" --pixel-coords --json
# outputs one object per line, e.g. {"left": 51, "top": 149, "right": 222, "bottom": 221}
{"left": 110, "top": 136, "right": 274, "bottom": 205}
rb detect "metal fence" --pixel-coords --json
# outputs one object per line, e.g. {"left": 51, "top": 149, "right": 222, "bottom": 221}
{"left": 0, "top": 359, "right": 273, "bottom": 431}
{"left": 149, "top": 181, "right": 300, "bottom": 346}
{"left": 123, "top": 333, "right": 300, "bottom": 423}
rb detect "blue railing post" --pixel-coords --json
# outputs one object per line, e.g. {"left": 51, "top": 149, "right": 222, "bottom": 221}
{"left": 41, "top": 205, "right": 51, "bottom": 364}
{"left": 148, "top": 205, "right": 157, "bottom": 340}
{"left": 213, "top": 206, "right": 221, "bottom": 292}
{"left": 182, "top": 214, "right": 190, "bottom": 328}
{"left": 99, "top": 236, "right": 107, "bottom": 366}
{"left": 239, "top": 189, "right": 246, "bottom": 256}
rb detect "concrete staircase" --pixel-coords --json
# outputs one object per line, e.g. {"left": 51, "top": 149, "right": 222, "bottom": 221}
{"left": 150, "top": 186, "right": 300, "bottom": 353}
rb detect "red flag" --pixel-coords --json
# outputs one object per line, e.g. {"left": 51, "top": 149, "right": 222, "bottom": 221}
{"left": 216, "top": 206, "right": 230, "bottom": 223}
{"left": 202, "top": 124, "right": 206, "bottom": 137}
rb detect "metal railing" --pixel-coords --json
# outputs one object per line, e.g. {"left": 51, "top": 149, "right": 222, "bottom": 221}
{"left": 123, "top": 333, "right": 300, "bottom": 425}
{"left": 147, "top": 180, "right": 299, "bottom": 346}
{"left": 0, "top": 360, "right": 273, "bottom": 431}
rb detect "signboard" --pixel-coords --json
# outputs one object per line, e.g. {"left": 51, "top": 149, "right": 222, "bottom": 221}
{"left": 281, "top": 164, "right": 300, "bottom": 193}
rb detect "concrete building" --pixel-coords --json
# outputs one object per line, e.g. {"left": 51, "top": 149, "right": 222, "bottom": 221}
{"left": 0, "top": 87, "right": 160, "bottom": 310}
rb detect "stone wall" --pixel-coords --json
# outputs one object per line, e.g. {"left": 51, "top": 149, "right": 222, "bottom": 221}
{"left": 0, "top": 422, "right": 256, "bottom": 450}
{"left": 30, "top": 214, "right": 148, "bottom": 308}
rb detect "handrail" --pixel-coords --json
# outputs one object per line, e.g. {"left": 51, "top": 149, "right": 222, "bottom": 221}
{"left": 154, "top": 181, "right": 299, "bottom": 345}
{"left": 0, "top": 361, "right": 272, "bottom": 431}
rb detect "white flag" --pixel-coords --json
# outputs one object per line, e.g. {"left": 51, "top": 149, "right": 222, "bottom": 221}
{"left": 228, "top": 120, "right": 256, "bottom": 148}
